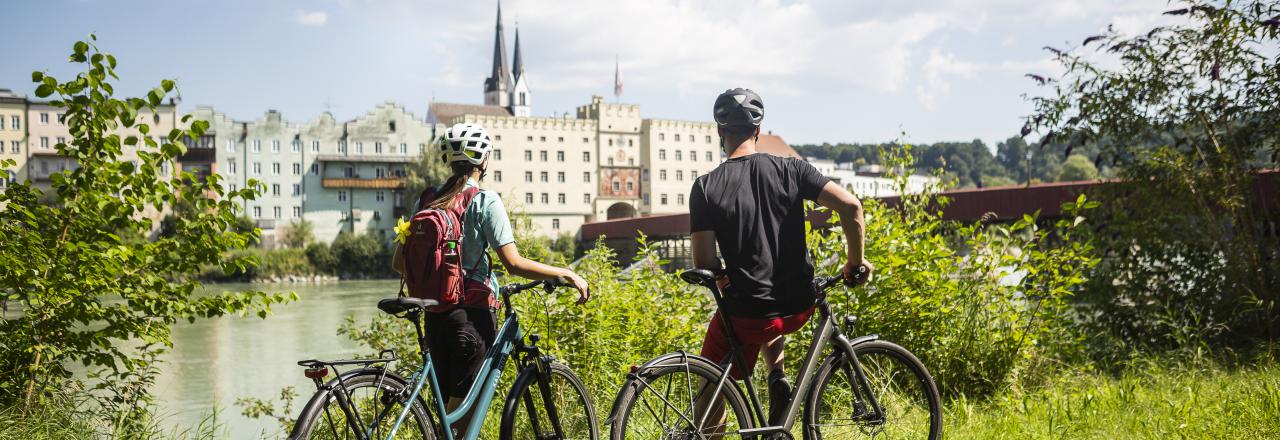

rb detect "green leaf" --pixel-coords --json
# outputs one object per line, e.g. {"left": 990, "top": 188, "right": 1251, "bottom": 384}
{"left": 34, "top": 84, "right": 55, "bottom": 98}
{"left": 161, "top": 79, "right": 175, "bottom": 92}
{"left": 31, "top": 71, "right": 44, "bottom": 82}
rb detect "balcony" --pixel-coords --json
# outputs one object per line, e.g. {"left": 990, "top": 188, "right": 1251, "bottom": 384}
{"left": 315, "top": 154, "right": 412, "bottom": 164}
{"left": 322, "top": 177, "right": 407, "bottom": 189}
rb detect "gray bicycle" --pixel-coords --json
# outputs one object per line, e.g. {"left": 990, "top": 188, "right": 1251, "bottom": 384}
{"left": 606, "top": 269, "right": 942, "bottom": 439}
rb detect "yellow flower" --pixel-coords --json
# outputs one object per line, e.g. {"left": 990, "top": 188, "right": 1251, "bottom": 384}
{"left": 393, "top": 217, "right": 411, "bottom": 244}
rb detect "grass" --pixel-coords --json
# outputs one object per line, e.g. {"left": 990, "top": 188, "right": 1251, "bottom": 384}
{"left": 945, "top": 363, "right": 1280, "bottom": 439}
{"left": 4, "top": 363, "right": 1276, "bottom": 439}
{"left": 0, "top": 400, "right": 225, "bottom": 440}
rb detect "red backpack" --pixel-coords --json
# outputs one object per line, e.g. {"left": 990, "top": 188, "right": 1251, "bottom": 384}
{"left": 401, "top": 186, "right": 481, "bottom": 307}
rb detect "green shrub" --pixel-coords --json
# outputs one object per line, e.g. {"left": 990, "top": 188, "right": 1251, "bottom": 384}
{"left": 305, "top": 242, "right": 339, "bottom": 275}
{"left": 330, "top": 232, "right": 394, "bottom": 279}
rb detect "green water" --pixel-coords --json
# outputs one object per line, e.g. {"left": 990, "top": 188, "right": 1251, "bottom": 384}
{"left": 154, "top": 280, "right": 400, "bottom": 439}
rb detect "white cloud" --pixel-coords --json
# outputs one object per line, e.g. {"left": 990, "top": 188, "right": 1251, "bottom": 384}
{"left": 295, "top": 9, "right": 329, "bottom": 26}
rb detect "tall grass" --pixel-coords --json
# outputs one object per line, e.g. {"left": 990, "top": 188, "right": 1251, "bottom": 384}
{"left": 946, "top": 363, "right": 1280, "bottom": 439}
{"left": 0, "top": 401, "right": 226, "bottom": 440}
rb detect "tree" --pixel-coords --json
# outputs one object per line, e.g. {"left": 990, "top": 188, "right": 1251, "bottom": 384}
{"left": 279, "top": 219, "right": 315, "bottom": 248}
{"left": 1026, "top": 0, "right": 1280, "bottom": 350}
{"left": 0, "top": 37, "right": 291, "bottom": 423}
{"left": 1057, "top": 154, "right": 1100, "bottom": 181}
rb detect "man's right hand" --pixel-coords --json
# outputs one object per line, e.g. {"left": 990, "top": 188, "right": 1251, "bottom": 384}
{"left": 842, "top": 259, "right": 874, "bottom": 286}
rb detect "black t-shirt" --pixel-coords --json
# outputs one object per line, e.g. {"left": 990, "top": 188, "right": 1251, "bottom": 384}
{"left": 689, "top": 153, "right": 831, "bottom": 318}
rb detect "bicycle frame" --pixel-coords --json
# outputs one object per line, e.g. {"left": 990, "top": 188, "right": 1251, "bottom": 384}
{"left": 697, "top": 283, "right": 886, "bottom": 437}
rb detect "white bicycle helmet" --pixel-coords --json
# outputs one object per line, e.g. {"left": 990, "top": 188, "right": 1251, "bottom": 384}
{"left": 438, "top": 123, "right": 493, "bottom": 165}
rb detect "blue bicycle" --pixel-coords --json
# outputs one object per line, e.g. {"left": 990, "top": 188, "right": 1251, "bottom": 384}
{"left": 287, "top": 279, "right": 599, "bottom": 440}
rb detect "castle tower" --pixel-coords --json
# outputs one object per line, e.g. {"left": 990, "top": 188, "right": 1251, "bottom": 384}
{"left": 509, "top": 26, "right": 532, "bottom": 117}
{"left": 483, "top": 1, "right": 512, "bottom": 107}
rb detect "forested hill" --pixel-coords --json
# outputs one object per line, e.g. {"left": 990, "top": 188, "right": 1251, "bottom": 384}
{"left": 794, "top": 136, "right": 1109, "bottom": 188}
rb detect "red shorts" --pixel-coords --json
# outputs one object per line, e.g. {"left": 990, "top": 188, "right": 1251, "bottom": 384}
{"left": 699, "top": 306, "right": 815, "bottom": 380}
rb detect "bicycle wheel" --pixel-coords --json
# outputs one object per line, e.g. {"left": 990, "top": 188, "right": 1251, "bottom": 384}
{"left": 609, "top": 354, "right": 753, "bottom": 439}
{"left": 500, "top": 361, "right": 600, "bottom": 439}
{"left": 289, "top": 369, "right": 438, "bottom": 440}
{"left": 804, "top": 340, "right": 941, "bottom": 440}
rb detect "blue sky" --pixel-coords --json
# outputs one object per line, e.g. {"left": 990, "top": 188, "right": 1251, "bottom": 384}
{"left": 0, "top": 0, "right": 1180, "bottom": 146}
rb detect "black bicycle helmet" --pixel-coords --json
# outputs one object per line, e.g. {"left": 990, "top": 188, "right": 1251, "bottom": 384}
{"left": 713, "top": 88, "right": 764, "bottom": 127}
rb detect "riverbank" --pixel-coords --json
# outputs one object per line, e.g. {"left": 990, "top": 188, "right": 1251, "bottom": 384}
{"left": 6, "top": 360, "right": 1275, "bottom": 439}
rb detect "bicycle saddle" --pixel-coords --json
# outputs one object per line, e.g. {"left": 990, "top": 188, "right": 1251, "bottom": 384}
{"left": 679, "top": 269, "right": 717, "bottom": 287}
{"left": 377, "top": 297, "right": 439, "bottom": 315}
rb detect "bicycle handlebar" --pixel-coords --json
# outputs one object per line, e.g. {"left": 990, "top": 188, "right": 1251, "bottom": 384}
{"left": 500, "top": 277, "right": 568, "bottom": 297}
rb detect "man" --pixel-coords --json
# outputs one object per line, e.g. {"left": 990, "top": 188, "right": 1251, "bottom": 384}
{"left": 690, "top": 88, "right": 873, "bottom": 426}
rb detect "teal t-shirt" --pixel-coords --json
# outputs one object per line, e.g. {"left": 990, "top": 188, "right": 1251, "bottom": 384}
{"left": 458, "top": 178, "right": 515, "bottom": 293}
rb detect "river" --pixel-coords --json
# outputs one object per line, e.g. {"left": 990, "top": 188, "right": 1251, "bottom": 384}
{"left": 153, "top": 280, "right": 400, "bottom": 439}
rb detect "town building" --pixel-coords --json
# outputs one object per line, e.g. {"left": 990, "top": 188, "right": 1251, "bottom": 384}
{"left": 806, "top": 159, "right": 938, "bottom": 198}
{"left": 0, "top": 89, "right": 25, "bottom": 187}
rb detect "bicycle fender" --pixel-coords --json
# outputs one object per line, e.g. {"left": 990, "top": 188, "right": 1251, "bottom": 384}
{"left": 833, "top": 334, "right": 880, "bottom": 358}
{"left": 604, "top": 351, "right": 740, "bottom": 426}
{"left": 286, "top": 367, "right": 408, "bottom": 440}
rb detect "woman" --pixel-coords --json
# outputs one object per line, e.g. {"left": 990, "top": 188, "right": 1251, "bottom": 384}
{"left": 394, "top": 122, "right": 590, "bottom": 428}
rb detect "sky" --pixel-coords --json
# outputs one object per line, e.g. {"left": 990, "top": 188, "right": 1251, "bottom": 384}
{"left": 0, "top": 0, "right": 1182, "bottom": 147}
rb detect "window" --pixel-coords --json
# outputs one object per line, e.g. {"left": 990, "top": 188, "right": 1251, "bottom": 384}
{"left": 376, "top": 167, "right": 386, "bottom": 178}
{"left": 540, "top": 136, "right": 547, "bottom": 142}
{"left": 676, "top": 150, "right": 683, "bottom": 160}
{"left": 400, "top": 143, "right": 407, "bottom": 154}
{"left": 628, "top": 158, "right": 634, "bottom": 166}
{"left": 494, "top": 149, "right": 502, "bottom": 160}
{"left": 659, "top": 133, "right": 665, "bottom": 141}
{"left": 583, "top": 151, "right": 590, "bottom": 162}
{"left": 292, "top": 163, "right": 301, "bottom": 175}
{"left": 292, "top": 184, "right": 301, "bottom": 195}
{"left": 253, "top": 206, "right": 262, "bottom": 218}
{"left": 690, "top": 150, "right": 698, "bottom": 161}
{"left": 612, "top": 181, "right": 620, "bottom": 192}
{"left": 659, "top": 149, "right": 666, "bottom": 160}
{"left": 291, "top": 140, "right": 301, "bottom": 152}
{"left": 273, "top": 206, "right": 282, "bottom": 219}
{"left": 675, "top": 134, "right": 681, "bottom": 142}
{"left": 230, "top": 183, "right": 238, "bottom": 193}
{"left": 557, "top": 171, "right": 565, "bottom": 183}
{"left": 272, "top": 140, "right": 280, "bottom": 153}
{"left": 706, "top": 151, "right": 713, "bottom": 161}
{"left": 312, "top": 141, "right": 320, "bottom": 152}
{"left": 677, "top": 170, "right": 684, "bottom": 181}
{"left": 389, "top": 121, "right": 396, "bottom": 132}
{"left": 706, "top": 135, "right": 713, "bottom": 143}
{"left": 583, "top": 171, "right": 591, "bottom": 182}
{"left": 338, "top": 140, "right": 347, "bottom": 153}
{"left": 583, "top": 137, "right": 589, "bottom": 143}
{"left": 524, "top": 150, "right": 532, "bottom": 161}
{"left": 293, "top": 206, "right": 301, "bottom": 218}
{"left": 494, "top": 171, "right": 503, "bottom": 182}
{"left": 40, "top": 137, "right": 49, "bottom": 149}
{"left": 376, "top": 191, "right": 385, "bottom": 202}
{"left": 628, "top": 139, "right": 634, "bottom": 147}
{"left": 659, "top": 169, "right": 667, "bottom": 181}
{"left": 608, "top": 139, "right": 613, "bottom": 146}
{"left": 375, "top": 142, "right": 383, "bottom": 154}
{"left": 272, "top": 162, "right": 281, "bottom": 175}
{"left": 524, "top": 171, "right": 533, "bottom": 182}
{"left": 583, "top": 193, "right": 591, "bottom": 203}
{"left": 40, "top": 113, "right": 49, "bottom": 125}
{"left": 272, "top": 184, "right": 281, "bottom": 196}
{"left": 608, "top": 158, "right": 614, "bottom": 165}
{"left": 338, "top": 191, "right": 347, "bottom": 202}
{"left": 10, "top": 116, "right": 18, "bottom": 129}
{"left": 661, "top": 194, "right": 668, "bottom": 205}
{"left": 540, "top": 150, "right": 548, "bottom": 161}
{"left": 343, "top": 166, "right": 354, "bottom": 178}
{"left": 355, "top": 142, "right": 364, "bottom": 154}
{"left": 540, "top": 193, "right": 549, "bottom": 204}
{"left": 252, "top": 140, "right": 261, "bottom": 152}
{"left": 56, "top": 136, "right": 65, "bottom": 146}
{"left": 310, "top": 163, "right": 319, "bottom": 175}
{"left": 527, "top": 136, "right": 534, "bottom": 142}
{"left": 626, "top": 181, "right": 634, "bottom": 192}
{"left": 557, "top": 136, "right": 564, "bottom": 142}
{"left": 226, "top": 139, "right": 236, "bottom": 153}
{"left": 678, "top": 194, "right": 685, "bottom": 205}
{"left": 540, "top": 171, "right": 548, "bottom": 183}
{"left": 10, "top": 141, "right": 18, "bottom": 153}
{"left": 228, "top": 161, "right": 237, "bottom": 175}
{"left": 253, "top": 162, "right": 262, "bottom": 175}
{"left": 557, "top": 193, "right": 565, "bottom": 204}
{"left": 556, "top": 151, "right": 564, "bottom": 162}
{"left": 692, "top": 170, "right": 699, "bottom": 179}
{"left": 552, "top": 219, "right": 560, "bottom": 230}
{"left": 525, "top": 193, "right": 534, "bottom": 204}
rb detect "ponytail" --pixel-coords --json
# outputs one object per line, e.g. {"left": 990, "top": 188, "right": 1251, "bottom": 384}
{"left": 426, "top": 162, "right": 479, "bottom": 209}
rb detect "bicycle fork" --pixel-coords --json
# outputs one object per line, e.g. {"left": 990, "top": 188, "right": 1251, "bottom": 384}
{"left": 519, "top": 333, "right": 568, "bottom": 438}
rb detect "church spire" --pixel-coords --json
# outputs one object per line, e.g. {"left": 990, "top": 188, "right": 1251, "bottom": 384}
{"left": 483, "top": 0, "right": 512, "bottom": 107}
{"left": 512, "top": 26, "right": 525, "bottom": 81}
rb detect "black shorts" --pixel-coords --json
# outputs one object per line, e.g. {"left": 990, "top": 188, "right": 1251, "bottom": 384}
{"left": 424, "top": 307, "right": 498, "bottom": 398}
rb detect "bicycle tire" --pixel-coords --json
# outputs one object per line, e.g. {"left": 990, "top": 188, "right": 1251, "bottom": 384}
{"left": 288, "top": 369, "right": 438, "bottom": 440}
{"left": 609, "top": 354, "right": 754, "bottom": 439}
{"left": 803, "top": 340, "right": 941, "bottom": 440}
{"left": 499, "top": 361, "right": 600, "bottom": 439}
